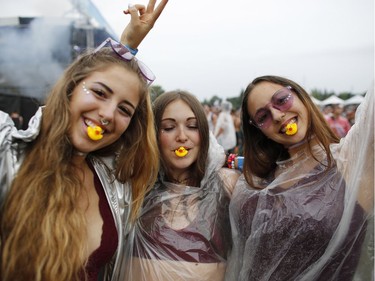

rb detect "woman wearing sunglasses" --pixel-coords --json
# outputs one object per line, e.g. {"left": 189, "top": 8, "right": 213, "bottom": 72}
{"left": 224, "top": 75, "right": 373, "bottom": 281}
{"left": 0, "top": 1, "right": 168, "bottom": 281}
{"left": 122, "top": 91, "right": 240, "bottom": 281}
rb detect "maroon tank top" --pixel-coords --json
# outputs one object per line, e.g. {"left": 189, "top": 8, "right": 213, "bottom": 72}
{"left": 84, "top": 160, "right": 118, "bottom": 281}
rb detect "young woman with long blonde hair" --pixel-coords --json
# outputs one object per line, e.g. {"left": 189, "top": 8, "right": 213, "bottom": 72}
{"left": 0, "top": 1, "right": 168, "bottom": 280}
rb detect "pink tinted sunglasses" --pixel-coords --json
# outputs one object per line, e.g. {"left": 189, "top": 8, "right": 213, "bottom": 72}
{"left": 94, "top": 37, "right": 156, "bottom": 85}
{"left": 249, "top": 86, "right": 294, "bottom": 128}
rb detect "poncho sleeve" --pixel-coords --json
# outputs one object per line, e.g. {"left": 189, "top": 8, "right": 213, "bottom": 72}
{"left": 0, "top": 108, "right": 42, "bottom": 207}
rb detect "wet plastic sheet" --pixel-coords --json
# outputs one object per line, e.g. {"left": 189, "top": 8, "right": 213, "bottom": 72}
{"left": 225, "top": 84, "right": 374, "bottom": 281}
{"left": 121, "top": 133, "right": 233, "bottom": 281}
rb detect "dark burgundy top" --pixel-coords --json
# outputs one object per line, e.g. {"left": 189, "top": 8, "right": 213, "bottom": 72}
{"left": 134, "top": 176, "right": 231, "bottom": 263}
{"left": 83, "top": 161, "right": 118, "bottom": 281}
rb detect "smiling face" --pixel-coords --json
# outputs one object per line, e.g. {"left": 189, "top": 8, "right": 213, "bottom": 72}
{"left": 68, "top": 65, "right": 141, "bottom": 153}
{"left": 159, "top": 99, "right": 201, "bottom": 177}
{"left": 247, "top": 81, "right": 309, "bottom": 147}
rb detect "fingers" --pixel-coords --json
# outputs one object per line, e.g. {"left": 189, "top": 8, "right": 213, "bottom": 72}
{"left": 124, "top": 4, "right": 146, "bottom": 16}
{"left": 151, "top": 0, "right": 168, "bottom": 21}
{"left": 120, "top": 0, "right": 168, "bottom": 48}
{"left": 146, "top": 0, "right": 157, "bottom": 12}
{"left": 123, "top": 0, "right": 168, "bottom": 21}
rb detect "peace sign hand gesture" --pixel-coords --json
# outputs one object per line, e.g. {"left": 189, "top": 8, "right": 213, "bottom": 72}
{"left": 121, "top": 0, "right": 169, "bottom": 49}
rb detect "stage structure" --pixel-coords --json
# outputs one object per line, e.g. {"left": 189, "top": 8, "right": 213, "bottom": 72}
{"left": 0, "top": 0, "right": 117, "bottom": 129}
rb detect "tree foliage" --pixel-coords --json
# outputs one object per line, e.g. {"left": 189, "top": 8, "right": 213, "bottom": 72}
{"left": 150, "top": 85, "right": 165, "bottom": 102}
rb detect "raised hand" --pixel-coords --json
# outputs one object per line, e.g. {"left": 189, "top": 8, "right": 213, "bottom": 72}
{"left": 121, "top": 0, "right": 169, "bottom": 49}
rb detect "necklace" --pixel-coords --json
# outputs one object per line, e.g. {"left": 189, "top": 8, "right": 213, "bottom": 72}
{"left": 170, "top": 177, "right": 190, "bottom": 185}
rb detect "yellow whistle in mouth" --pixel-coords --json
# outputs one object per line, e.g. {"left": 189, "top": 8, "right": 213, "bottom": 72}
{"left": 285, "top": 123, "right": 298, "bottom": 136}
{"left": 87, "top": 125, "right": 103, "bottom": 141}
{"left": 175, "top": 146, "right": 188, "bottom": 157}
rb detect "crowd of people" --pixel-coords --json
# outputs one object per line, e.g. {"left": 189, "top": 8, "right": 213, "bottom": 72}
{"left": 204, "top": 103, "right": 243, "bottom": 154}
{"left": 322, "top": 103, "right": 354, "bottom": 138}
{"left": 205, "top": 95, "right": 361, "bottom": 157}
{"left": 0, "top": 1, "right": 373, "bottom": 281}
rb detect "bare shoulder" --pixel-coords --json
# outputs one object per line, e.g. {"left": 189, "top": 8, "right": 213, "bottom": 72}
{"left": 218, "top": 167, "right": 241, "bottom": 197}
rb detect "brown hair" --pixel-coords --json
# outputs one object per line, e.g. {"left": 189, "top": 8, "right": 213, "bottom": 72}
{"left": 1, "top": 48, "right": 159, "bottom": 281}
{"left": 241, "top": 75, "right": 339, "bottom": 187}
{"left": 153, "top": 90, "right": 209, "bottom": 186}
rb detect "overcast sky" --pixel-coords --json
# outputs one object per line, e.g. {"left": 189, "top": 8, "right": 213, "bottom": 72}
{"left": 0, "top": 0, "right": 373, "bottom": 101}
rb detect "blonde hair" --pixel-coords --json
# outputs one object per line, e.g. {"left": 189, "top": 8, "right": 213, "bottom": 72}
{"left": 1, "top": 48, "right": 159, "bottom": 281}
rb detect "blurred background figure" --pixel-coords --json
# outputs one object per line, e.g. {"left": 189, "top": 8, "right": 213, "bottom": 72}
{"left": 10, "top": 111, "right": 23, "bottom": 129}
{"left": 325, "top": 103, "right": 351, "bottom": 138}
{"left": 344, "top": 104, "right": 358, "bottom": 126}
{"left": 203, "top": 104, "right": 216, "bottom": 133}
{"left": 214, "top": 100, "right": 236, "bottom": 154}
{"left": 231, "top": 108, "right": 243, "bottom": 155}
{"left": 322, "top": 105, "right": 333, "bottom": 119}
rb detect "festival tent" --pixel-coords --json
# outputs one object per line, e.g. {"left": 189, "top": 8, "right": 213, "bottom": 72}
{"left": 321, "top": 95, "right": 344, "bottom": 106}
{"left": 310, "top": 96, "right": 323, "bottom": 106}
{"left": 343, "top": 95, "right": 364, "bottom": 105}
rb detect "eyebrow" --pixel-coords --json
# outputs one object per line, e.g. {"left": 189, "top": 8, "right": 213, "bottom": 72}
{"left": 95, "top": 82, "right": 113, "bottom": 94}
{"left": 161, "top": 116, "right": 197, "bottom": 122}
{"left": 94, "top": 81, "right": 136, "bottom": 110}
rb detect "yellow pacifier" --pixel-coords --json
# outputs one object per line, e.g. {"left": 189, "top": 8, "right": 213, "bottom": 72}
{"left": 87, "top": 125, "right": 104, "bottom": 141}
{"left": 175, "top": 146, "right": 188, "bottom": 157}
{"left": 285, "top": 123, "right": 298, "bottom": 136}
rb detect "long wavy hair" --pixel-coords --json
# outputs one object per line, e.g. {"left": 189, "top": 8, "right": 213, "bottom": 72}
{"left": 0, "top": 48, "right": 159, "bottom": 281}
{"left": 153, "top": 90, "right": 209, "bottom": 187}
{"left": 241, "top": 75, "right": 339, "bottom": 187}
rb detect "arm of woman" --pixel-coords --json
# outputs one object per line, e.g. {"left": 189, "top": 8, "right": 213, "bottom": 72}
{"left": 0, "top": 108, "right": 42, "bottom": 204}
{"left": 218, "top": 167, "right": 241, "bottom": 198}
{"left": 334, "top": 82, "right": 374, "bottom": 212}
{"left": 121, "top": 0, "right": 169, "bottom": 49}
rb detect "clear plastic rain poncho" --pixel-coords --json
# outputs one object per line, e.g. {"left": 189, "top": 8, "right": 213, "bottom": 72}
{"left": 225, "top": 84, "right": 374, "bottom": 281}
{"left": 122, "top": 133, "right": 234, "bottom": 281}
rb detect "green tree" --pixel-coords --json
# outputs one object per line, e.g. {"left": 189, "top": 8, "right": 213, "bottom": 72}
{"left": 204, "top": 95, "right": 222, "bottom": 107}
{"left": 227, "top": 89, "right": 244, "bottom": 110}
{"left": 337, "top": 92, "right": 352, "bottom": 100}
{"left": 150, "top": 85, "right": 165, "bottom": 102}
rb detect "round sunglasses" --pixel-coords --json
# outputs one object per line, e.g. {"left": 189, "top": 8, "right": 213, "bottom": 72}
{"left": 249, "top": 86, "right": 294, "bottom": 128}
{"left": 94, "top": 37, "right": 156, "bottom": 85}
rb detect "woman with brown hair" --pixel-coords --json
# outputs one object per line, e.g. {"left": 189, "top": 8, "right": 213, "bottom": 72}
{"left": 124, "top": 90, "right": 239, "bottom": 281}
{"left": 225, "top": 75, "right": 373, "bottom": 280}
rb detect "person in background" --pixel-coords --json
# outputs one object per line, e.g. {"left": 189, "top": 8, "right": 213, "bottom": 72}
{"left": 10, "top": 111, "right": 23, "bottom": 129}
{"left": 225, "top": 75, "right": 373, "bottom": 281}
{"left": 325, "top": 103, "right": 351, "bottom": 138}
{"left": 0, "top": 1, "right": 168, "bottom": 280}
{"left": 214, "top": 100, "right": 237, "bottom": 154}
{"left": 344, "top": 104, "right": 358, "bottom": 126}
{"left": 231, "top": 108, "right": 243, "bottom": 154}
{"left": 203, "top": 104, "right": 216, "bottom": 133}
{"left": 322, "top": 104, "right": 333, "bottom": 119}
{"left": 123, "top": 90, "right": 240, "bottom": 281}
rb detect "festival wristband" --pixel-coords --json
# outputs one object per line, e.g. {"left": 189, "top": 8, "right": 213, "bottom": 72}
{"left": 227, "top": 153, "right": 236, "bottom": 169}
{"left": 125, "top": 44, "right": 138, "bottom": 56}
